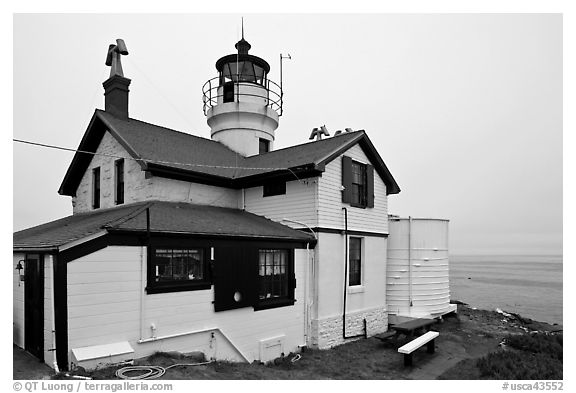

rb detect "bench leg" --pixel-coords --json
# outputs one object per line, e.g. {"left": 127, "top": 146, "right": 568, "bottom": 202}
{"left": 427, "top": 339, "right": 435, "bottom": 354}
{"left": 404, "top": 354, "right": 413, "bottom": 367}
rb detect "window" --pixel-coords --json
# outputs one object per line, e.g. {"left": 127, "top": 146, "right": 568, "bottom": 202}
{"left": 349, "top": 237, "right": 362, "bottom": 286}
{"left": 259, "top": 138, "right": 270, "bottom": 154}
{"left": 257, "top": 249, "right": 295, "bottom": 310}
{"left": 351, "top": 161, "right": 367, "bottom": 207}
{"left": 223, "top": 81, "right": 234, "bottom": 103}
{"left": 147, "top": 248, "right": 211, "bottom": 294}
{"left": 115, "top": 159, "right": 124, "bottom": 205}
{"left": 341, "top": 156, "right": 375, "bottom": 208}
{"left": 92, "top": 167, "right": 100, "bottom": 209}
{"left": 263, "top": 181, "right": 286, "bottom": 197}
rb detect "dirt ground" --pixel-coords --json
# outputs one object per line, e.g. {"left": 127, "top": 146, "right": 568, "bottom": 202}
{"left": 13, "top": 345, "right": 54, "bottom": 380}
{"left": 15, "top": 305, "right": 562, "bottom": 380}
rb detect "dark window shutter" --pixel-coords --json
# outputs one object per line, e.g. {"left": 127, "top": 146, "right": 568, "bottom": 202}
{"left": 213, "top": 246, "right": 257, "bottom": 312}
{"left": 366, "top": 164, "right": 375, "bottom": 208}
{"left": 342, "top": 156, "right": 353, "bottom": 203}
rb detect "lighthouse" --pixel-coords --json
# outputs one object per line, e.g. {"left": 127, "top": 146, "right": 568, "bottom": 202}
{"left": 203, "top": 32, "right": 282, "bottom": 156}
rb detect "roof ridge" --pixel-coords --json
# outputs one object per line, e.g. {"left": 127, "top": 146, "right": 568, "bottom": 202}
{"left": 96, "top": 109, "right": 214, "bottom": 144}
{"left": 96, "top": 109, "right": 247, "bottom": 161}
{"left": 245, "top": 130, "right": 364, "bottom": 161}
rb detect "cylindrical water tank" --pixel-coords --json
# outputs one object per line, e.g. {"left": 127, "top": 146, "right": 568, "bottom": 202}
{"left": 386, "top": 217, "right": 453, "bottom": 319}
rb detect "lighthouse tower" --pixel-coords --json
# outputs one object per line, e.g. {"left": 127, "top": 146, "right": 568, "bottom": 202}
{"left": 203, "top": 33, "right": 282, "bottom": 156}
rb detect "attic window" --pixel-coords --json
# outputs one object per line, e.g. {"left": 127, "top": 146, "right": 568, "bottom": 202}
{"left": 351, "top": 161, "right": 367, "bottom": 206}
{"left": 341, "top": 156, "right": 375, "bottom": 208}
{"left": 92, "top": 167, "right": 100, "bottom": 209}
{"left": 115, "top": 159, "right": 124, "bottom": 205}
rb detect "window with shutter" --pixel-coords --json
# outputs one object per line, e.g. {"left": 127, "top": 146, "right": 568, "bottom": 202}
{"left": 342, "top": 156, "right": 375, "bottom": 208}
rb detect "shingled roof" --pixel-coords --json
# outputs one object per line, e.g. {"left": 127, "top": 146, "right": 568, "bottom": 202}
{"left": 13, "top": 201, "right": 315, "bottom": 251}
{"left": 58, "top": 109, "right": 400, "bottom": 195}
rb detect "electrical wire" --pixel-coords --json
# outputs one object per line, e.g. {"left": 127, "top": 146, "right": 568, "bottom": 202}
{"left": 125, "top": 57, "right": 195, "bottom": 128}
{"left": 12, "top": 138, "right": 295, "bottom": 172}
{"left": 115, "top": 360, "right": 212, "bottom": 380}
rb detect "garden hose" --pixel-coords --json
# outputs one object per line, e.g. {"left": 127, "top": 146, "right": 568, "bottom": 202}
{"left": 115, "top": 361, "right": 212, "bottom": 380}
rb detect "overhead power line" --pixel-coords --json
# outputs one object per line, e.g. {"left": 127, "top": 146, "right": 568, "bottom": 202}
{"left": 12, "top": 138, "right": 302, "bottom": 177}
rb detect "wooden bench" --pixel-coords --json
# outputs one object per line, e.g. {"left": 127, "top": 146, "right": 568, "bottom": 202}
{"left": 398, "top": 331, "right": 439, "bottom": 366}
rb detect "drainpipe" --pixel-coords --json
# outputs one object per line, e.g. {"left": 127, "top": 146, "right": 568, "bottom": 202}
{"left": 408, "top": 216, "right": 413, "bottom": 308}
{"left": 342, "top": 208, "right": 367, "bottom": 340}
{"left": 139, "top": 245, "right": 146, "bottom": 341}
{"left": 50, "top": 256, "right": 60, "bottom": 373}
{"left": 280, "top": 218, "right": 317, "bottom": 347}
{"left": 139, "top": 207, "right": 151, "bottom": 341}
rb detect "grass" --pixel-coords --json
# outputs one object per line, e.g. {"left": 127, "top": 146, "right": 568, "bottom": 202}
{"left": 476, "top": 333, "right": 563, "bottom": 380}
{"left": 44, "top": 306, "right": 561, "bottom": 380}
{"left": 80, "top": 337, "right": 414, "bottom": 380}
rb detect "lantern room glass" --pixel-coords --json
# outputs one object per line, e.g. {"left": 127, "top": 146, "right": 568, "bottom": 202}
{"left": 219, "top": 61, "right": 267, "bottom": 85}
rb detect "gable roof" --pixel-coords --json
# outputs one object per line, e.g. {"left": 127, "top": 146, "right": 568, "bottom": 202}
{"left": 13, "top": 201, "right": 315, "bottom": 251}
{"left": 58, "top": 110, "right": 400, "bottom": 195}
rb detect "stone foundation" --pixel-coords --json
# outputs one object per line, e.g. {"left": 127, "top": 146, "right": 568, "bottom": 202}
{"left": 310, "top": 306, "right": 388, "bottom": 349}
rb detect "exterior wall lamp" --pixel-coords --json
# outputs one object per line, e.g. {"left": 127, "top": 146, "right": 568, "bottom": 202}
{"left": 16, "top": 260, "right": 24, "bottom": 286}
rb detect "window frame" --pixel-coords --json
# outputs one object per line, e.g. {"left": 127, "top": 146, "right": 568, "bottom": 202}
{"left": 92, "top": 167, "right": 100, "bottom": 209}
{"left": 350, "top": 161, "right": 368, "bottom": 208}
{"left": 348, "top": 237, "right": 362, "bottom": 287}
{"left": 263, "top": 181, "right": 286, "bottom": 197}
{"left": 146, "top": 246, "right": 212, "bottom": 294}
{"left": 114, "top": 159, "right": 124, "bottom": 205}
{"left": 255, "top": 248, "right": 296, "bottom": 311}
{"left": 259, "top": 138, "right": 270, "bottom": 154}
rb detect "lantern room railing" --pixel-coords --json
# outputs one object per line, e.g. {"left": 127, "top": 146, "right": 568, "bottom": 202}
{"left": 202, "top": 76, "right": 283, "bottom": 117}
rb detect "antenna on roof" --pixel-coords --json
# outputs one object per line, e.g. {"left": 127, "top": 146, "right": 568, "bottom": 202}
{"left": 242, "top": 16, "right": 244, "bottom": 39}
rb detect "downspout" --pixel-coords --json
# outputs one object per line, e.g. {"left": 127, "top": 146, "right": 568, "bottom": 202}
{"left": 280, "top": 218, "right": 317, "bottom": 347}
{"left": 139, "top": 245, "right": 146, "bottom": 341}
{"left": 50, "top": 255, "right": 60, "bottom": 373}
{"left": 342, "top": 208, "right": 367, "bottom": 340}
{"left": 140, "top": 207, "right": 151, "bottom": 340}
{"left": 408, "top": 216, "right": 413, "bottom": 308}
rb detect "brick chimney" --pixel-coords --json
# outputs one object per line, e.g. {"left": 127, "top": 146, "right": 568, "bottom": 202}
{"left": 103, "top": 75, "right": 131, "bottom": 119}
{"left": 103, "top": 39, "right": 130, "bottom": 119}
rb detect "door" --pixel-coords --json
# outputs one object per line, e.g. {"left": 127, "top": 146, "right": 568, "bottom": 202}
{"left": 24, "top": 254, "right": 44, "bottom": 360}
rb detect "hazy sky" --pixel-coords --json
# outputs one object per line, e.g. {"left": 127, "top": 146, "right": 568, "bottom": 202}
{"left": 12, "top": 13, "right": 562, "bottom": 255}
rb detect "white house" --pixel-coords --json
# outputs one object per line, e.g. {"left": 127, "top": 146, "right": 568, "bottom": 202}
{"left": 13, "top": 35, "right": 403, "bottom": 371}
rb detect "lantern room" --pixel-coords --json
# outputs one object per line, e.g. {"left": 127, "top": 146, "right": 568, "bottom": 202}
{"left": 203, "top": 35, "right": 282, "bottom": 157}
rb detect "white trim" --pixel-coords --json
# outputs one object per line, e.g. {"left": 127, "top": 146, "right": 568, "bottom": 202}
{"left": 348, "top": 285, "right": 365, "bottom": 294}
{"left": 137, "top": 327, "right": 250, "bottom": 363}
{"left": 59, "top": 230, "right": 108, "bottom": 252}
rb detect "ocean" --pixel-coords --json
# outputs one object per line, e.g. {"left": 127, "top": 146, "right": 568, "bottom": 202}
{"left": 449, "top": 255, "right": 563, "bottom": 325}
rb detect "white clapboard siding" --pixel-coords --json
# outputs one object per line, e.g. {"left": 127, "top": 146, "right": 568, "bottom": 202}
{"left": 67, "top": 301, "right": 141, "bottom": 318}
{"left": 244, "top": 179, "right": 318, "bottom": 229}
{"left": 67, "top": 281, "right": 141, "bottom": 296}
{"left": 67, "top": 246, "right": 307, "bottom": 362}
{"left": 317, "top": 144, "right": 388, "bottom": 234}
